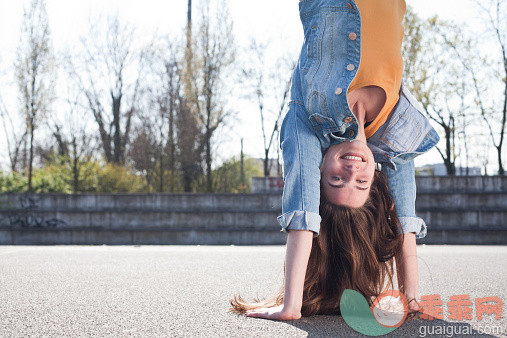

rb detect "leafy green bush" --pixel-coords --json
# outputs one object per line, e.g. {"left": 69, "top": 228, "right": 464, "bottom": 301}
{"left": 0, "top": 171, "right": 28, "bottom": 193}
{"left": 0, "top": 158, "right": 145, "bottom": 193}
{"left": 95, "top": 162, "right": 145, "bottom": 193}
{"left": 31, "top": 165, "right": 72, "bottom": 193}
{"left": 206, "top": 156, "right": 263, "bottom": 193}
{"left": 0, "top": 154, "right": 265, "bottom": 193}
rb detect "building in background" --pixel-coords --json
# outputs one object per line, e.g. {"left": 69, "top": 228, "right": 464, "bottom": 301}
{"left": 416, "top": 163, "right": 482, "bottom": 176}
{"left": 250, "top": 158, "right": 283, "bottom": 193}
{"left": 251, "top": 158, "right": 282, "bottom": 177}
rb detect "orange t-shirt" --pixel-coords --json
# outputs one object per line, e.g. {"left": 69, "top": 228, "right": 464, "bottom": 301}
{"left": 349, "top": 0, "right": 406, "bottom": 138}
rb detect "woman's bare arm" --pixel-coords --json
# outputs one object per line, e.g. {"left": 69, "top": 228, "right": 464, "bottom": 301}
{"left": 245, "top": 229, "right": 313, "bottom": 320}
{"left": 395, "top": 232, "right": 420, "bottom": 312}
{"left": 284, "top": 229, "right": 314, "bottom": 312}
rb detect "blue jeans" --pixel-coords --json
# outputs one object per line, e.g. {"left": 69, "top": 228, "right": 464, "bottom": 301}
{"left": 277, "top": 0, "right": 439, "bottom": 239}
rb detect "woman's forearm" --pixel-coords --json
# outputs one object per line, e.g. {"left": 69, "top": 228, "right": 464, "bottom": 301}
{"left": 283, "top": 229, "right": 314, "bottom": 313}
{"left": 395, "top": 232, "right": 419, "bottom": 300}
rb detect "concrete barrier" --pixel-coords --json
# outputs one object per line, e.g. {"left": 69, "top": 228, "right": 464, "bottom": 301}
{"left": 415, "top": 175, "right": 507, "bottom": 192}
{"left": 1, "top": 176, "right": 506, "bottom": 245}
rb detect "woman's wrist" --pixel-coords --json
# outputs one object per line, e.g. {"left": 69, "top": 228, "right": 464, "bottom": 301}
{"left": 284, "top": 298, "right": 302, "bottom": 310}
{"left": 283, "top": 301, "right": 302, "bottom": 317}
{"left": 283, "top": 290, "right": 303, "bottom": 314}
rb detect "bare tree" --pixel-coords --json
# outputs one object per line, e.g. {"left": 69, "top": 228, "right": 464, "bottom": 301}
{"left": 176, "top": 99, "right": 203, "bottom": 192}
{"left": 32, "top": 76, "right": 98, "bottom": 193}
{"left": 176, "top": 0, "right": 204, "bottom": 192}
{"left": 472, "top": 0, "right": 506, "bottom": 175}
{"left": 14, "top": 0, "right": 56, "bottom": 191}
{"left": 242, "top": 39, "right": 295, "bottom": 177}
{"left": 129, "top": 127, "right": 157, "bottom": 190}
{"left": 67, "top": 14, "right": 146, "bottom": 165}
{"left": 131, "top": 37, "right": 184, "bottom": 192}
{"left": 437, "top": 26, "right": 497, "bottom": 176}
{"left": 190, "top": 0, "right": 236, "bottom": 192}
{"left": 404, "top": 4, "right": 506, "bottom": 175}
{"left": 58, "top": 84, "right": 97, "bottom": 193}
{"left": 0, "top": 94, "right": 27, "bottom": 172}
{"left": 403, "top": 10, "right": 455, "bottom": 174}
{"left": 402, "top": 9, "right": 486, "bottom": 175}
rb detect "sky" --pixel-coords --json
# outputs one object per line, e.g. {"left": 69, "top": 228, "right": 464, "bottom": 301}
{"left": 0, "top": 0, "right": 497, "bottom": 173}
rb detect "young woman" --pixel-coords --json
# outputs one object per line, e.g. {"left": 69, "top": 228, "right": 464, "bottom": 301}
{"left": 229, "top": 0, "right": 439, "bottom": 320}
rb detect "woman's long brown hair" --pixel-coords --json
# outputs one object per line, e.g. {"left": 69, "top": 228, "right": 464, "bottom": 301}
{"left": 229, "top": 168, "right": 404, "bottom": 316}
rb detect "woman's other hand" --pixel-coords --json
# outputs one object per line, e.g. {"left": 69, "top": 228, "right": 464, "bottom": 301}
{"left": 406, "top": 297, "right": 423, "bottom": 321}
{"left": 244, "top": 305, "right": 302, "bottom": 321}
{"left": 407, "top": 297, "right": 420, "bottom": 312}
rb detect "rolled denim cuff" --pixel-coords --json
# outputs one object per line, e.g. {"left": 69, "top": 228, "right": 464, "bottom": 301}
{"left": 277, "top": 210, "right": 321, "bottom": 238}
{"left": 398, "top": 216, "right": 427, "bottom": 239}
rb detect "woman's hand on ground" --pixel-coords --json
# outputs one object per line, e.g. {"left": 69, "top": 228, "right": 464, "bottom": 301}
{"left": 244, "top": 304, "right": 302, "bottom": 321}
{"left": 405, "top": 297, "right": 424, "bottom": 321}
{"left": 406, "top": 296, "right": 421, "bottom": 312}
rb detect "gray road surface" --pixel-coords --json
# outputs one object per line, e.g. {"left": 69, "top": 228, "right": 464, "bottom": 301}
{"left": 0, "top": 245, "right": 506, "bottom": 337}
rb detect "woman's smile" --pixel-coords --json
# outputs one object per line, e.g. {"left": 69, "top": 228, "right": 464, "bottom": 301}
{"left": 340, "top": 152, "right": 366, "bottom": 162}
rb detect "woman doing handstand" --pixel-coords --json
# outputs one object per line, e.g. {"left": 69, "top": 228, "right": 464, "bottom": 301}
{"left": 230, "top": 0, "right": 439, "bottom": 320}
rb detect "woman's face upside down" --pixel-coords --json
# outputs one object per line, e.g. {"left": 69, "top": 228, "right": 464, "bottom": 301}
{"left": 320, "top": 138, "right": 376, "bottom": 208}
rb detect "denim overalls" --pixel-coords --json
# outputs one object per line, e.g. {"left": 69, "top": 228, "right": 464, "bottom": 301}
{"left": 277, "top": 0, "right": 440, "bottom": 239}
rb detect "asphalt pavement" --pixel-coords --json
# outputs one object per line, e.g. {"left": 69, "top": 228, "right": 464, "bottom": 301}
{"left": 0, "top": 245, "right": 505, "bottom": 337}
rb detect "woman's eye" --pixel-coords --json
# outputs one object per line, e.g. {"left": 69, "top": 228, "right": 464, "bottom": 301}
{"left": 357, "top": 180, "right": 367, "bottom": 184}
{"left": 332, "top": 176, "right": 342, "bottom": 181}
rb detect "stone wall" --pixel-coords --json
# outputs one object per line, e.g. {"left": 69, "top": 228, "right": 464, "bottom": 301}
{"left": 0, "top": 176, "right": 505, "bottom": 245}
{"left": 413, "top": 176, "right": 506, "bottom": 245}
